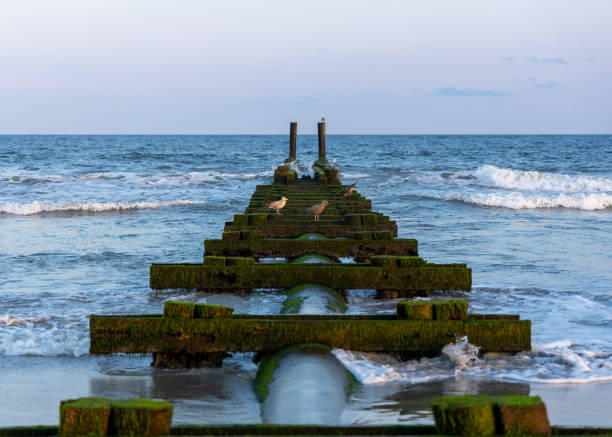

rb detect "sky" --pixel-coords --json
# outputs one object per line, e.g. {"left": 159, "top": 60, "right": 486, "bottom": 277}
{"left": 1, "top": 0, "right": 611, "bottom": 134}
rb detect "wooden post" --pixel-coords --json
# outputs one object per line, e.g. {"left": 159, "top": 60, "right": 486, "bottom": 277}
{"left": 289, "top": 122, "right": 297, "bottom": 161}
{"left": 317, "top": 121, "right": 326, "bottom": 162}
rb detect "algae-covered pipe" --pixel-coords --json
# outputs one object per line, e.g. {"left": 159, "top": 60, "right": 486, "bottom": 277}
{"left": 255, "top": 344, "right": 354, "bottom": 425}
{"left": 255, "top": 256, "right": 352, "bottom": 423}
{"left": 283, "top": 253, "right": 347, "bottom": 314}
{"left": 281, "top": 283, "right": 347, "bottom": 315}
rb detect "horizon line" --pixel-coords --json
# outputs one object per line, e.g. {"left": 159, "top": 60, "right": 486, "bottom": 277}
{"left": 1, "top": 132, "right": 612, "bottom": 136}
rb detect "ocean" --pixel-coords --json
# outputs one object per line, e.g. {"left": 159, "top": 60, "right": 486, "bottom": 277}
{"left": 0, "top": 134, "right": 611, "bottom": 426}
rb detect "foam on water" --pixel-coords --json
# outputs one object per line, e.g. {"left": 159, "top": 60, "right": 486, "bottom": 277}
{"left": 333, "top": 337, "right": 612, "bottom": 385}
{"left": 0, "top": 200, "right": 202, "bottom": 215}
{"left": 0, "top": 314, "right": 89, "bottom": 357}
{"left": 472, "top": 165, "right": 612, "bottom": 192}
{"left": 400, "top": 164, "right": 612, "bottom": 210}
{"left": 438, "top": 191, "right": 612, "bottom": 210}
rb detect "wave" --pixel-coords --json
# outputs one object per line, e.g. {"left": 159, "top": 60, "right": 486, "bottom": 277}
{"left": 0, "top": 314, "right": 88, "bottom": 357}
{"left": 1, "top": 170, "right": 270, "bottom": 186}
{"left": 438, "top": 191, "right": 612, "bottom": 210}
{"left": 340, "top": 172, "right": 371, "bottom": 179}
{"left": 333, "top": 337, "right": 612, "bottom": 385}
{"left": 470, "top": 165, "right": 612, "bottom": 192}
{"left": 0, "top": 200, "right": 202, "bottom": 215}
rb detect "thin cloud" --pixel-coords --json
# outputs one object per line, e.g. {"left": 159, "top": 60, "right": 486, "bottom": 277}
{"left": 296, "top": 96, "right": 320, "bottom": 106}
{"left": 360, "top": 88, "right": 378, "bottom": 97}
{"left": 527, "top": 57, "right": 567, "bottom": 65}
{"left": 535, "top": 81, "right": 560, "bottom": 88}
{"left": 502, "top": 56, "right": 514, "bottom": 62}
{"left": 431, "top": 87, "right": 510, "bottom": 97}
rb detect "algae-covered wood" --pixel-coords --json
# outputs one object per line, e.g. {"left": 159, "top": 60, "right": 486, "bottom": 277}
{"left": 90, "top": 315, "right": 530, "bottom": 356}
{"left": 149, "top": 263, "right": 471, "bottom": 294}
{"left": 204, "top": 238, "right": 418, "bottom": 260}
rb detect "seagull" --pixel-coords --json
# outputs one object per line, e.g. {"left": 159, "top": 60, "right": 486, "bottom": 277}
{"left": 304, "top": 200, "right": 328, "bottom": 221}
{"left": 344, "top": 183, "right": 356, "bottom": 197}
{"left": 265, "top": 196, "right": 288, "bottom": 215}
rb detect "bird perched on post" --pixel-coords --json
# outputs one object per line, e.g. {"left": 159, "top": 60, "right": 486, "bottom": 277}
{"left": 304, "top": 200, "right": 328, "bottom": 221}
{"left": 265, "top": 196, "right": 288, "bottom": 215}
{"left": 344, "top": 183, "right": 356, "bottom": 198}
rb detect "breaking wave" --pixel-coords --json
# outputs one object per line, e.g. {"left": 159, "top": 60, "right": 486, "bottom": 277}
{"left": 438, "top": 191, "right": 612, "bottom": 210}
{"left": 472, "top": 165, "right": 612, "bottom": 192}
{"left": 333, "top": 337, "right": 612, "bottom": 385}
{"left": 0, "top": 170, "right": 269, "bottom": 186}
{"left": 0, "top": 200, "right": 202, "bottom": 215}
{"left": 0, "top": 314, "right": 89, "bottom": 357}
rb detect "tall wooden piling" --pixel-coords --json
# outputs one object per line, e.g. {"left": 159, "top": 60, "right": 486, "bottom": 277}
{"left": 317, "top": 122, "right": 326, "bottom": 163}
{"left": 288, "top": 122, "right": 297, "bottom": 162}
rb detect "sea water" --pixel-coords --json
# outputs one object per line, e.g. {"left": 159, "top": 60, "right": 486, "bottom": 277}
{"left": 0, "top": 135, "right": 610, "bottom": 426}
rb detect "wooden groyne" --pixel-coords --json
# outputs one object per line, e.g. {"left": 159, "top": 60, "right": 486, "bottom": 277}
{"left": 90, "top": 120, "right": 529, "bottom": 369}
{"left": 90, "top": 300, "right": 530, "bottom": 362}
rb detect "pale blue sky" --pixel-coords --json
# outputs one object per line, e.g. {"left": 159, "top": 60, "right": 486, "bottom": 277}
{"left": 1, "top": 0, "right": 611, "bottom": 133}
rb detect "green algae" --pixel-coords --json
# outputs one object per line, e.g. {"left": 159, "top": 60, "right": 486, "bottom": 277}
{"left": 431, "top": 395, "right": 497, "bottom": 436}
{"left": 203, "top": 256, "right": 256, "bottom": 266}
{"left": 290, "top": 253, "right": 336, "bottom": 264}
{"left": 194, "top": 303, "right": 234, "bottom": 319}
{"left": 163, "top": 301, "right": 196, "bottom": 318}
{"left": 204, "top": 238, "right": 418, "bottom": 261}
{"left": 396, "top": 301, "right": 433, "bottom": 320}
{"left": 89, "top": 315, "right": 530, "bottom": 356}
{"left": 222, "top": 223, "right": 398, "bottom": 239}
{"left": 296, "top": 233, "right": 327, "bottom": 240}
{"left": 496, "top": 396, "right": 551, "bottom": 436}
{"left": 109, "top": 398, "right": 173, "bottom": 437}
{"left": 163, "top": 301, "right": 233, "bottom": 319}
{"left": 397, "top": 300, "right": 469, "bottom": 321}
{"left": 432, "top": 300, "right": 469, "bottom": 320}
{"left": 254, "top": 343, "right": 354, "bottom": 404}
{"left": 281, "top": 283, "right": 348, "bottom": 314}
{"left": 149, "top": 263, "right": 472, "bottom": 294}
{"left": 253, "top": 343, "right": 331, "bottom": 402}
{"left": 59, "top": 397, "right": 112, "bottom": 437}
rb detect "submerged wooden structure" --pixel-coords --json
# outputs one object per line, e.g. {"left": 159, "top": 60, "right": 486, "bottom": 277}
{"left": 90, "top": 121, "right": 530, "bottom": 367}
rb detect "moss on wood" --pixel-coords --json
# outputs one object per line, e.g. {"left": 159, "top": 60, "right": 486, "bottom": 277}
{"left": 396, "top": 301, "right": 433, "bottom": 320}
{"left": 344, "top": 214, "right": 362, "bottom": 225}
{"left": 89, "top": 314, "right": 530, "bottom": 356}
{"left": 149, "top": 263, "right": 471, "bottom": 294}
{"left": 431, "top": 395, "right": 497, "bottom": 436}
{"left": 203, "top": 257, "right": 255, "bottom": 266}
{"left": 222, "top": 223, "right": 398, "bottom": 239}
{"left": 240, "top": 230, "right": 263, "bottom": 240}
{"left": 194, "top": 303, "right": 234, "bottom": 319}
{"left": 109, "top": 398, "right": 173, "bottom": 436}
{"left": 221, "top": 231, "right": 241, "bottom": 241}
{"left": 163, "top": 301, "right": 196, "bottom": 318}
{"left": 433, "top": 300, "right": 469, "bottom": 320}
{"left": 496, "top": 395, "right": 551, "bottom": 436}
{"left": 59, "top": 397, "right": 112, "bottom": 437}
{"left": 204, "top": 238, "right": 418, "bottom": 260}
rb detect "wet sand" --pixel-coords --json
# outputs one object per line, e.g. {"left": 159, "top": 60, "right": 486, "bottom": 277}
{"left": 2, "top": 355, "right": 610, "bottom": 427}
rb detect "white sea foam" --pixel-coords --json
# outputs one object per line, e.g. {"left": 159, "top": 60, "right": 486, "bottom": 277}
{"left": 340, "top": 172, "right": 371, "bottom": 179}
{"left": 0, "top": 314, "right": 89, "bottom": 357}
{"left": 439, "top": 191, "right": 612, "bottom": 210}
{"left": 0, "top": 200, "right": 202, "bottom": 215}
{"left": 472, "top": 165, "right": 612, "bottom": 192}
{"left": 333, "top": 337, "right": 612, "bottom": 385}
{"left": 1, "top": 170, "right": 269, "bottom": 186}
